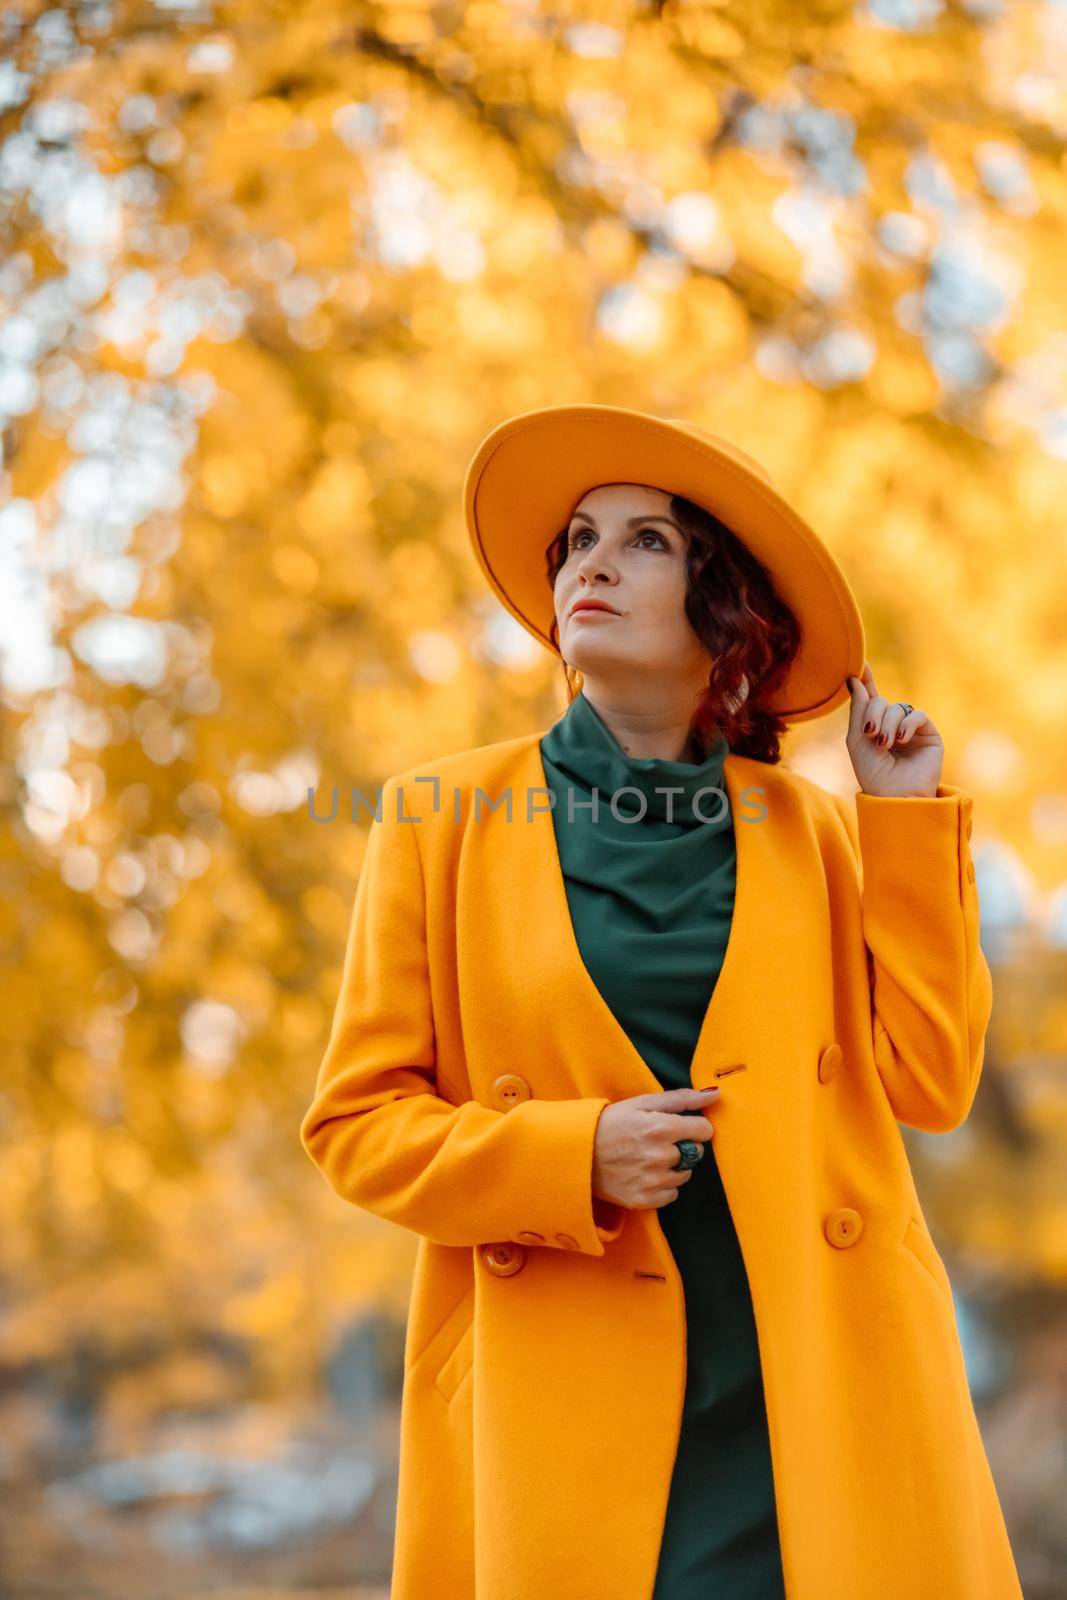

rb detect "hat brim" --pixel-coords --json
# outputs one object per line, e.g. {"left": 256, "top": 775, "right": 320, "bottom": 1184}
{"left": 463, "top": 404, "right": 865, "bottom": 724}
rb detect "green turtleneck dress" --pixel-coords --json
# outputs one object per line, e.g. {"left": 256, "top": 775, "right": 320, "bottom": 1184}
{"left": 539, "top": 691, "right": 786, "bottom": 1600}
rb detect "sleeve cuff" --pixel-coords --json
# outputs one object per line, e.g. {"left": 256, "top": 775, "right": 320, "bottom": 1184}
{"left": 501, "top": 1095, "right": 628, "bottom": 1257}
{"left": 854, "top": 782, "right": 975, "bottom": 907}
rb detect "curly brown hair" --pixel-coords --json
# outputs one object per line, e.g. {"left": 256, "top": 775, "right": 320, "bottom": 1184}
{"left": 545, "top": 492, "right": 803, "bottom": 764}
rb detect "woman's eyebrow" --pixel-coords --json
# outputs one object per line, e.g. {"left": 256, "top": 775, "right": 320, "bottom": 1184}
{"left": 569, "top": 512, "right": 681, "bottom": 531}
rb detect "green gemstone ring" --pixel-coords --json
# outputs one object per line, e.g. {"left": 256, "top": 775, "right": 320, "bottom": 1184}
{"left": 673, "top": 1139, "right": 703, "bottom": 1171}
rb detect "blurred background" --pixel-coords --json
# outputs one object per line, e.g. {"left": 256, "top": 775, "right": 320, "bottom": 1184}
{"left": 1, "top": 0, "right": 1066, "bottom": 1596}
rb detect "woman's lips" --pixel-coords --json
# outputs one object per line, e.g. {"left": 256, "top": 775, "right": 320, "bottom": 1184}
{"left": 570, "top": 604, "right": 619, "bottom": 619}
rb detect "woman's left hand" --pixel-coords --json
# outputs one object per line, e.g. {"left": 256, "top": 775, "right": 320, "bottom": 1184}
{"left": 845, "top": 661, "right": 944, "bottom": 798}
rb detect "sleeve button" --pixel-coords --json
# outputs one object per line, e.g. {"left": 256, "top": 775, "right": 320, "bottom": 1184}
{"left": 555, "top": 1233, "right": 579, "bottom": 1250}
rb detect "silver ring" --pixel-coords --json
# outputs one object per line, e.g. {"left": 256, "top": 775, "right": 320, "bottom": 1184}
{"left": 673, "top": 1140, "right": 703, "bottom": 1171}
{"left": 896, "top": 702, "right": 914, "bottom": 716}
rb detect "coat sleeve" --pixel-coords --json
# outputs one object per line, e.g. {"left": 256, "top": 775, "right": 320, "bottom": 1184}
{"left": 300, "top": 775, "right": 627, "bottom": 1256}
{"left": 829, "top": 783, "right": 994, "bottom": 1134}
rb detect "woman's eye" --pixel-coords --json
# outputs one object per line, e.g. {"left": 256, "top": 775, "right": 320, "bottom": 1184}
{"left": 568, "top": 527, "right": 666, "bottom": 550}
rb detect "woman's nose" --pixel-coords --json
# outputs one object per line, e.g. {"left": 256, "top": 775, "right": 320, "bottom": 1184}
{"left": 576, "top": 550, "right": 617, "bottom": 582}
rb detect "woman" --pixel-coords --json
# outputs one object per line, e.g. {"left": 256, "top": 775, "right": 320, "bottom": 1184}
{"left": 301, "top": 406, "right": 1023, "bottom": 1600}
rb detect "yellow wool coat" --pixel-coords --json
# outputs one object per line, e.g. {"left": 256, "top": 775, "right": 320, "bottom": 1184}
{"left": 300, "top": 730, "right": 1024, "bottom": 1600}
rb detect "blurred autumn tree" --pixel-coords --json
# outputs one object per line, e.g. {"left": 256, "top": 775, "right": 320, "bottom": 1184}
{"left": 1, "top": 0, "right": 1066, "bottom": 1429}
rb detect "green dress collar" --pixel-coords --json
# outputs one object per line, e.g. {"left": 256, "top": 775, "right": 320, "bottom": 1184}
{"left": 540, "top": 689, "right": 731, "bottom": 830}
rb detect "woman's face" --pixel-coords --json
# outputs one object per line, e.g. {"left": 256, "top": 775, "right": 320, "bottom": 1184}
{"left": 553, "top": 483, "right": 713, "bottom": 686}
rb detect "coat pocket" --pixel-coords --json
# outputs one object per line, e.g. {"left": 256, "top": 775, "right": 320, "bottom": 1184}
{"left": 435, "top": 1318, "right": 474, "bottom": 1403}
{"left": 900, "top": 1215, "right": 955, "bottom": 1315}
{"left": 411, "top": 1284, "right": 475, "bottom": 1402}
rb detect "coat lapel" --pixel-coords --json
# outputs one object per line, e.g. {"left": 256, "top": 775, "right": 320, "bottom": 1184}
{"left": 477, "top": 736, "right": 777, "bottom": 1102}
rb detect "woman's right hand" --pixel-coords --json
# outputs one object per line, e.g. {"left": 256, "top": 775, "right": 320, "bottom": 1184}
{"left": 592, "top": 1085, "right": 720, "bottom": 1211}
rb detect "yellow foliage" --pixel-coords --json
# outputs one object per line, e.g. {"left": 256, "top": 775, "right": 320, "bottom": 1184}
{"left": 1, "top": 0, "right": 1064, "bottom": 1471}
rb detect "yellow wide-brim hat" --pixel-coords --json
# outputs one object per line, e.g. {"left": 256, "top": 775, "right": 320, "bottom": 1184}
{"left": 463, "top": 403, "right": 866, "bottom": 724}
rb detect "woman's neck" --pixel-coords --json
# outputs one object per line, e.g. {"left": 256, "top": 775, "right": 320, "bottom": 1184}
{"left": 576, "top": 686, "right": 704, "bottom": 764}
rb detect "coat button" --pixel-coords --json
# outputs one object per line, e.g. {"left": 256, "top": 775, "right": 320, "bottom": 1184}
{"left": 817, "top": 1043, "right": 842, "bottom": 1083}
{"left": 555, "top": 1233, "right": 579, "bottom": 1250}
{"left": 824, "top": 1208, "right": 863, "bottom": 1248}
{"left": 482, "top": 1242, "right": 526, "bottom": 1276}
{"left": 515, "top": 1230, "right": 544, "bottom": 1245}
{"left": 489, "top": 1073, "right": 532, "bottom": 1111}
